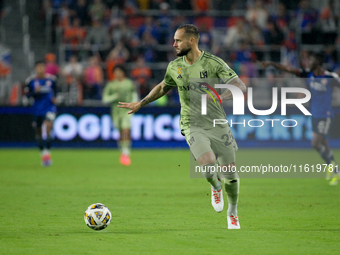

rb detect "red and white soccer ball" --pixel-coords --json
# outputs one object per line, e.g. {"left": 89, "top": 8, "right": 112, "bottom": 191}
{"left": 84, "top": 203, "right": 112, "bottom": 230}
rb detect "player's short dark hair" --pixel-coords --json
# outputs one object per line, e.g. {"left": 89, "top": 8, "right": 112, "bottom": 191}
{"left": 113, "top": 64, "right": 127, "bottom": 76}
{"left": 35, "top": 60, "right": 45, "bottom": 67}
{"left": 177, "top": 24, "right": 200, "bottom": 42}
{"left": 311, "top": 52, "right": 324, "bottom": 66}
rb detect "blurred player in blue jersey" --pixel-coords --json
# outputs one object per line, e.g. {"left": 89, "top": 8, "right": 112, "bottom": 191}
{"left": 260, "top": 53, "right": 340, "bottom": 185}
{"left": 25, "top": 60, "right": 57, "bottom": 166}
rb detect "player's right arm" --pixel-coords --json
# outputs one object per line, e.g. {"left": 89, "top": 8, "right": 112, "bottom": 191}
{"left": 118, "top": 80, "right": 173, "bottom": 114}
{"left": 119, "top": 62, "right": 176, "bottom": 114}
{"left": 102, "top": 84, "right": 119, "bottom": 104}
{"left": 259, "top": 61, "right": 300, "bottom": 76}
{"left": 24, "top": 77, "right": 36, "bottom": 97}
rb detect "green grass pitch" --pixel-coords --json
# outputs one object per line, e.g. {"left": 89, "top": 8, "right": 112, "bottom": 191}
{"left": 0, "top": 148, "right": 339, "bottom": 254}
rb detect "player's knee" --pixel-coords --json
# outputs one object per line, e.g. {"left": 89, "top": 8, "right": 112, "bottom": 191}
{"left": 200, "top": 162, "right": 217, "bottom": 179}
{"left": 44, "top": 121, "right": 53, "bottom": 133}
{"left": 197, "top": 151, "right": 216, "bottom": 165}
{"left": 311, "top": 139, "right": 321, "bottom": 150}
{"left": 121, "top": 129, "right": 130, "bottom": 140}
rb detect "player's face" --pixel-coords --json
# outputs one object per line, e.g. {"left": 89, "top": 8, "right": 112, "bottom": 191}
{"left": 114, "top": 68, "right": 125, "bottom": 80}
{"left": 35, "top": 63, "right": 46, "bottom": 76}
{"left": 173, "top": 29, "right": 192, "bottom": 57}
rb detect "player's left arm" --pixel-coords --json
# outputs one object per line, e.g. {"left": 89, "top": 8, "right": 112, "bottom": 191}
{"left": 118, "top": 80, "right": 173, "bottom": 114}
{"left": 214, "top": 62, "right": 246, "bottom": 101}
{"left": 219, "top": 77, "right": 246, "bottom": 101}
{"left": 328, "top": 72, "right": 340, "bottom": 88}
{"left": 102, "top": 84, "right": 119, "bottom": 104}
{"left": 24, "top": 77, "right": 35, "bottom": 98}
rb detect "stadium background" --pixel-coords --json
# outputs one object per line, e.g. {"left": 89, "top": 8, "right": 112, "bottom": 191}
{"left": 1, "top": 0, "right": 340, "bottom": 148}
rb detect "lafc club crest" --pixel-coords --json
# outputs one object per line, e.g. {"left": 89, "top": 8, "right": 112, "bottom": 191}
{"left": 200, "top": 70, "right": 208, "bottom": 78}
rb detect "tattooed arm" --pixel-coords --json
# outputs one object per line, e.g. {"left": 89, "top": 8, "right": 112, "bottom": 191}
{"left": 219, "top": 77, "right": 247, "bottom": 101}
{"left": 140, "top": 81, "right": 173, "bottom": 106}
{"left": 118, "top": 81, "right": 173, "bottom": 114}
{"left": 259, "top": 61, "right": 300, "bottom": 76}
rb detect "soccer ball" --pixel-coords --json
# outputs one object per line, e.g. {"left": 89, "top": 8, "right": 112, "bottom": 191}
{"left": 84, "top": 203, "right": 112, "bottom": 230}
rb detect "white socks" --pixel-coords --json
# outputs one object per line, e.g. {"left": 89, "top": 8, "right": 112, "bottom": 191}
{"left": 227, "top": 203, "right": 237, "bottom": 216}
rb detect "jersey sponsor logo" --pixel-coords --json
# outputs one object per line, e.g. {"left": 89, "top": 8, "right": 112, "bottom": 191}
{"left": 177, "top": 82, "right": 223, "bottom": 107}
{"left": 176, "top": 83, "right": 208, "bottom": 91}
{"left": 38, "top": 86, "right": 52, "bottom": 93}
{"left": 178, "top": 85, "right": 190, "bottom": 91}
{"left": 177, "top": 67, "right": 182, "bottom": 74}
{"left": 177, "top": 74, "right": 182, "bottom": 79}
{"left": 198, "top": 82, "right": 222, "bottom": 107}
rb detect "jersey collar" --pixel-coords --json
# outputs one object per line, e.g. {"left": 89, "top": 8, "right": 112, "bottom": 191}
{"left": 182, "top": 50, "right": 204, "bottom": 67}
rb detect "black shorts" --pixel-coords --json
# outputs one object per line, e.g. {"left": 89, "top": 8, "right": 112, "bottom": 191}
{"left": 32, "top": 112, "right": 56, "bottom": 129}
{"left": 312, "top": 117, "right": 332, "bottom": 137}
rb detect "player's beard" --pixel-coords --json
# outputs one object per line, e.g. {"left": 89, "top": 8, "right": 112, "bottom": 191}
{"left": 176, "top": 46, "right": 191, "bottom": 57}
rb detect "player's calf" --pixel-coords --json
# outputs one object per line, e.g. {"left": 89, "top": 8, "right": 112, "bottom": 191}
{"left": 220, "top": 164, "right": 239, "bottom": 218}
{"left": 35, "top": 134, "right": 44, "bottom": 151}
